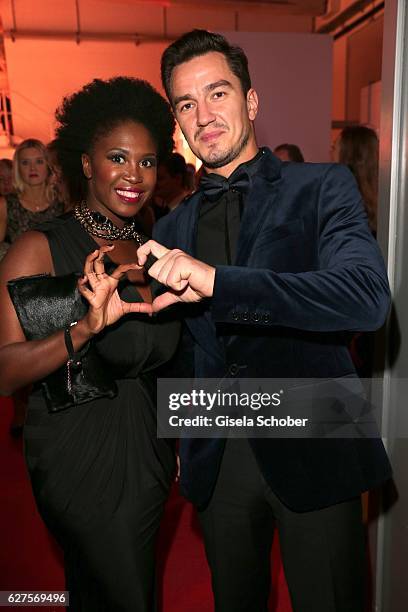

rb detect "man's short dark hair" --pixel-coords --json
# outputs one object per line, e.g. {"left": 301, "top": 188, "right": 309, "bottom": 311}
{"left": 274, "top": 143, "right": 305, "bottom": 163}
{"left": 0, "top": 158, "right": 12, "bottom": 170}
{"left": 161, "top": 29, "right": 251, "bottom": 103}
{"left": 161, "top": 152, "right": 187, "bottom": 177}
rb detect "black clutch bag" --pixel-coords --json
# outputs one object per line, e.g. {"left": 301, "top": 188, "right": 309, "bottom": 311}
{"left": 7, "top": 272, "right": 117, "bottom": 412}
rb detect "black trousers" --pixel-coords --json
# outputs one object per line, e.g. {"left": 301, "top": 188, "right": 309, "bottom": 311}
{"left": 198, "top": 439, "right": 365, "bottom": 612}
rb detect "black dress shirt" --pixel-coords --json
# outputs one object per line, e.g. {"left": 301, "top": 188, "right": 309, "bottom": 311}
{"left": 196, "top": 148, "right": 265, "bottom": 266}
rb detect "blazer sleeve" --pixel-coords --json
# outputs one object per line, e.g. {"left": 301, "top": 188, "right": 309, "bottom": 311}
{"left": 210, "top": 164, "right": 391, "bottom": 333}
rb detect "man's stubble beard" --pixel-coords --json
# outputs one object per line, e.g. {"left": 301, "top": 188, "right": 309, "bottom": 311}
{"left": 196, "top": 126, "right": 251, "bottom": 170}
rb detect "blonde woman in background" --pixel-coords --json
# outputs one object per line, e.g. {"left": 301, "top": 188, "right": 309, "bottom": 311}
{"left": 0, "top": 139, "right": 64, "bottom": 434}
{"left": 0, "top": 138, "right": 64, "bottom": 246}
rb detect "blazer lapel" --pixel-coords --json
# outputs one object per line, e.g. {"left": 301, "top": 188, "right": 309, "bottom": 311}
{"left": 235, "top": 150, "right": 283, "bottom": 266}
{"left": 175, "top": 191, "right": 201, "bottom": 255}
{"left": 177, "top": 192, "right": 224, "bottom": 361}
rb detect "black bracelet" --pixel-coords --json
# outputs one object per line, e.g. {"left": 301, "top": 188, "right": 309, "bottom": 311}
{"left": 64, "top": 322, "right": 82, "bottom": 371}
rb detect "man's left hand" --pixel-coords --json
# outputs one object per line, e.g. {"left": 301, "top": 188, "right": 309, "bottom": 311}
{"left": 137, "top": 240, "right": 215, "bottom": 312}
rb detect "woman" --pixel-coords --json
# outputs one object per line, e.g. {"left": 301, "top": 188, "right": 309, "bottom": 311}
{"left": 0, "top": 77, "right": 179, "bottom": 610}
{"left": 0, "top": 138, "right": 64, "bottom": 244}
{"left": 332, "top": 125, "right": 378, "bottom": 234}
{"left": 332, "top": 125, "right": 380, "bottom": 378}
{"left": 0, "top": 140, "right": 65, "bottom": 433}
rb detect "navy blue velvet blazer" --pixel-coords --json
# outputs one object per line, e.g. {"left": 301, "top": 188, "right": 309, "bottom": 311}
{"left": 154, "top": 148, "right": 392, "bottom": 512}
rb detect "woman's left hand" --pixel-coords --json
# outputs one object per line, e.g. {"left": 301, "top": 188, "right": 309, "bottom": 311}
{"left": 78, "top": 246, "right": 151, "bottom": 335}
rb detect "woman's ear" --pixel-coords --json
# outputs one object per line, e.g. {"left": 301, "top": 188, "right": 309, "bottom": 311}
{"left": 82, "top": 153, "right": 92, "bottom": 179}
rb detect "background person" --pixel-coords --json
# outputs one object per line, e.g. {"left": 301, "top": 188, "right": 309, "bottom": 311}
{"left": 0, "top": 139, "right": 64, "bottom": 245}
{"left": 0, "top": 158, "right": 13, "bottom": 196}
{"left": 0, "top": 159, "right": 12, "bottom": 260}
{"left": 332, "top": 125, "right": 378, "bottom": 234}
{"left": 185, "top": 161, "right": 198, "bottom": 191}
{"left": 0, "top": 76, "right": 179, "bottom": 610}
{"left": 0, "top": 139, "right": 65, "bottom": 433}
{"left": 46, "top": 139, "right": 72, "bottom": 211}
{"left": 332, "top": 125, "right": 380, "bottom": 378}
{"left": 273, "top": 143, "right": 305, "bottom": 162}
{"left": 152, "top": 152, "right": 194, "bottom": 220}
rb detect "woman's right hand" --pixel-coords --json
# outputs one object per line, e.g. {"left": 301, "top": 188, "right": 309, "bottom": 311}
{"left": 78, "top": 245, "right": 151, "bottom": 335}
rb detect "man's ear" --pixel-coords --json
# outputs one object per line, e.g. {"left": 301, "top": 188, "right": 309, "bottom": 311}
{"left": 81, "top": 153, "right": 92, "bottom": 179}
{"left": 246, "top": 88, "right": 259, "bottom": 121}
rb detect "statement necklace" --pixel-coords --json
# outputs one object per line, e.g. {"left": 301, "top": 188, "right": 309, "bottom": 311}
{"left": 73, "top": 201, "right": 146, "bottom": 246}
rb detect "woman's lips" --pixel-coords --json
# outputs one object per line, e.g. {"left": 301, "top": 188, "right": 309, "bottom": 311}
{"left": 115, "top": 188, "right": 144, "bottom": 204}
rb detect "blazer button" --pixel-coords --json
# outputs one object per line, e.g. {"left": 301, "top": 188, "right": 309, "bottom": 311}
{"left": 232, "top": 311, "right": 240, "bottom": 321}
{"left": 252, "top": 313, "right": 260, "bottom": 322}
{"left": 228, "top": 363, "right": 239, "bottom": 376}
{"left": 262, "top": 314, "right": 270, "bottom": 323}
{"left": 242, "top": 311, "right": 250, "bottom": 321}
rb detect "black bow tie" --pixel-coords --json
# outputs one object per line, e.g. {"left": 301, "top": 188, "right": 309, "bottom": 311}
{"left": 199, "top": 168, "right": 250, "bottom": 203}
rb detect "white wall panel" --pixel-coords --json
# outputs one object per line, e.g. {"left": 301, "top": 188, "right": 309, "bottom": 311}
{"left": 221, "top": 32, "right": 332, "bottom": 162}
{"left": 4, "top": 37, "right": 168, "bottom": 142}
{"left": 237, "top": 12, "right": 312, "bottom": 33}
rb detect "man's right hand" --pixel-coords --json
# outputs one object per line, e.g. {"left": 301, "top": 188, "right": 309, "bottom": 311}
{"left": 136, "top": 240, "right": 216, "bottom": 312}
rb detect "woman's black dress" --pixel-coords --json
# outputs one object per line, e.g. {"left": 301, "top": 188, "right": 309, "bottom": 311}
{"left": 23, "top": 215, "right": 179, "bottom": 611}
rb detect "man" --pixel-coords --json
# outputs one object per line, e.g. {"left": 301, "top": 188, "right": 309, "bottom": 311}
{"left": 0, "top": 158, "right": 13, "bottom": 197}
{"left": 137, "top": 30, "right": 391, "bottom": 611}
{"left": 273, "top": 143, "right": 305, "bottom": 163}
{"left": 152, "top": 152, "right": 194, "bottom": 219}
{"left": 0, "top": 159, "right": 12, "bottom": 261}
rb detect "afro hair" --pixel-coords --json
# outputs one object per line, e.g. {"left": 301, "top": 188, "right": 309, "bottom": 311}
{"left": 54, "top": 76, "right": 175, "bottom": 203}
